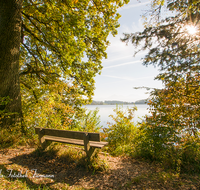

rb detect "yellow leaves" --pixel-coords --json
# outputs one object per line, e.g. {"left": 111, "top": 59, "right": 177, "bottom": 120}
{"left": 160, "top": 0, "right": 165, "bottom": 6}
{"left": 21, "top": 0, "right": 131, "bottom": 132}
{"left": 72, "top": 0, "right": 78, "bottom": 4}
{"left": 153, "top": 0, "right": 165, "bottom": 6}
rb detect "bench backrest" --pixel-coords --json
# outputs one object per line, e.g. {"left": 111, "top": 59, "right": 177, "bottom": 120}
{"left": 35, "top": 127, "right": 100, "bottom": 142}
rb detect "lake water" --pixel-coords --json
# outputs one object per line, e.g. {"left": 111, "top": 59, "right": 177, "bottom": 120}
{"left": 85, "top": 104, "right": 150, "bottom": 128}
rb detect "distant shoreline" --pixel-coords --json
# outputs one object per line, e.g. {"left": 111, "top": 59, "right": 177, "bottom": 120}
{"left": 87, "top": 99, "right": 149, "bottom": 105}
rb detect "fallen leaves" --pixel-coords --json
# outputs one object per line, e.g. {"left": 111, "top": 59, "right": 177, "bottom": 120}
{"left": 0, "top": 145, "right": 200, "bottom": 190}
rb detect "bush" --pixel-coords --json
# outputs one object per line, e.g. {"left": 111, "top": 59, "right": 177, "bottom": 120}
{"left": 70, "top": 108, "right": 102, "bottom": 133}
{"left": 0, "top": 123, "right": 37, "bottom": 148}
{"left": 134, "top": 119, "right": 200, "bottom": 174}
{"left": 105, "top": 105, "right": 138, "bottom": 156}
{"left": 180, "top": 136, "right": 200, "bottom": 174}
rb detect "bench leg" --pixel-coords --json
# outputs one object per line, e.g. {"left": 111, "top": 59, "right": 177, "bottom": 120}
{"left": 83, "top": 133, "right": 96, "bottom": 159}
{"left": 38, "top": 128, "right": 51, "bottom": 149}
{"left": 87, "top": 147, "right": 96, "bottom": 159}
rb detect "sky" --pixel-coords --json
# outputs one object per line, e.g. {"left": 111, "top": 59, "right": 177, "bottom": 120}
{"left": 92, "top": 0, "right": 164, "bottom": 102}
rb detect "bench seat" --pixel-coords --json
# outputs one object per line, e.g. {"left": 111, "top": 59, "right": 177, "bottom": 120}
{"left": 44, "top": 135, "right": 108, "bottom": 148}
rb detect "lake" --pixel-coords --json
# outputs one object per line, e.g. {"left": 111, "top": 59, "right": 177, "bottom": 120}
{"left": 85, "top": 104, "right": 150, "bottom": 128}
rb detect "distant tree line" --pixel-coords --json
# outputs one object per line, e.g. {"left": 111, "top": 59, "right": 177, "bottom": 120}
{"left": 88, "top": 99, "right": 148, "bottom": 105}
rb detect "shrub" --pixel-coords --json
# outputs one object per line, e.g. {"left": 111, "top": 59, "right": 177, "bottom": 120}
{"left": 70, "top": 108, "right": 102, "bottom": 133}
{"left": 105, "top": 105, "right": 138, "bottom": 156}
{"left": 134, "top": 119, "right": 200, "bottom": 173}
{"left": 180, "top": 136, "right": 200, "bottom": 174}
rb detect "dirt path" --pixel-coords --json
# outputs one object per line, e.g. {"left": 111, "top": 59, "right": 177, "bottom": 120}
{"left": 0, "top": 146, "right": 199, "bottom": 189}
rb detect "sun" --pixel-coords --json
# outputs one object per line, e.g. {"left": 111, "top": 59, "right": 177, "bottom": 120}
{"left": 186, "top": 25, "right": 197, "bottom": 35}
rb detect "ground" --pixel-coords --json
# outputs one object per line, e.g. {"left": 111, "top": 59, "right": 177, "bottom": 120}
{"left": 0, "top": 145, "right": 199, "bottom": 190}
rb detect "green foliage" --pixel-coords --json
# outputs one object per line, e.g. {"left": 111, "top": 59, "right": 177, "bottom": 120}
{"left": 22, "top": 82, "right": 77, "bottom": 132}
{"left": 135, "top": 121, "right": 200, "bottom": 173}
{"left": 72, "top": 108, "right": 102, "bottom": 132}
{"left": 105, "top": 105, "right": 138, "bottom": 155}
{"left": 2, "top": 97, "right": 102, "bottom": 148}
{"left": 0, "top": 124, "right": 36, "bottom": 149}
{"left": 180, "top": 136, "right": 200, "bottom": 174}
{"left": 122, "top": 0, "right": 200, "bottom": 173}
{"left": 132, "top": 75, "right": 200, "bottom": 172}
{"left": 19, "top": 0, "right": 129, "bottom": 135}
{"left": 130, "top": 122, "right": 154, "bottom": 160}
{"left": 1, "top": 0, "right": 130, "bottom": 142}
{"left": 23, "top": 98, "right": 101, "bottom": 134}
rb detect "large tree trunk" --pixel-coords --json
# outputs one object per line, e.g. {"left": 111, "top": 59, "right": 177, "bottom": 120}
{"left": 0, "top": 0, "right": 22, "bottom": 129}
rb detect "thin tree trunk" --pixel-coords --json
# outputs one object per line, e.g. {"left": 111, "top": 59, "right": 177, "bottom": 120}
{"left": 0, "top": 0, "right": 22, "bottom": 129}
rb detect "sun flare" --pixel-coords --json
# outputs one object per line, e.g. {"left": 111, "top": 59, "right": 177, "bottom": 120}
{"left": 186, "top": 25, "right": 197, "bottom": 35}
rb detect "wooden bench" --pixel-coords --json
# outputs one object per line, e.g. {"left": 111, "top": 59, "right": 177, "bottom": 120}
{"left": 35, "top": 127, "right": 108, "bottom": 158}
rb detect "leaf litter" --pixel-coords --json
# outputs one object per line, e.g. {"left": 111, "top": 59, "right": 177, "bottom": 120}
{"left": 0, "top": 145, "right": 199, "bottom": 190}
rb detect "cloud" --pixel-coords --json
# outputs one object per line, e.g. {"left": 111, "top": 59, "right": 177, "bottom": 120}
{"left": 102, "top": 75, "right": 135, "bottom": 81}
{"left": 103, "top": 60, "right": 141, "bottom": 69}
{"left": 102, "top": 74, "right": 155, "bottom": 81}
{"left": 103, "top": 55, "right": 133, "bottom": 63}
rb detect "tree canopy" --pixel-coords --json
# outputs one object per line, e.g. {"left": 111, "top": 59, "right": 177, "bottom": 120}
{"left": 122, "top": 0, "right": 200, "bottom": 171}
{"left": 122, "top": 0, "right": 200, "bottom": 134}
{"left": 1, "top": 0, "right": 129, "bottom": 130}
{"left": 21, "top": 0, "right": 129, "bottom": 103}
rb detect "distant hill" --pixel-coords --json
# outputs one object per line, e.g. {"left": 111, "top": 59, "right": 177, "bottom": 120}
{"left": 104, "top": 100, "right": 135, "bottom": 105}
{"left": 88, "top": 99, "right": 149, "bottom": 105}
{"left": 135, "top": 99, "right": 149, "bottom": 104}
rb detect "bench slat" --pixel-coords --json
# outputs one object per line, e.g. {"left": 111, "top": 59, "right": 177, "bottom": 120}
{"left": 44, "top": 135, "right": 107, "bottom": 148}
{"left": 35, "top": 127, "right": 100, "bottom": 142}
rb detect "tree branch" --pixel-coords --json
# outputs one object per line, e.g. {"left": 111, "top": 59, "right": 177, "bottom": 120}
{"left": 20, "top": 81, "right": 38, "bottom": 103}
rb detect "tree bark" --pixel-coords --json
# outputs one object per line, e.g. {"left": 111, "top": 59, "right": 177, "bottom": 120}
{"left": 0, "top": 0, "right": 22, "bottom": 129}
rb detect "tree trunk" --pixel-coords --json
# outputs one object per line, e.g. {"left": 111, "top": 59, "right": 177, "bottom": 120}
{"left": 0, "top": 0, "right": 22, "bottom": 129}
